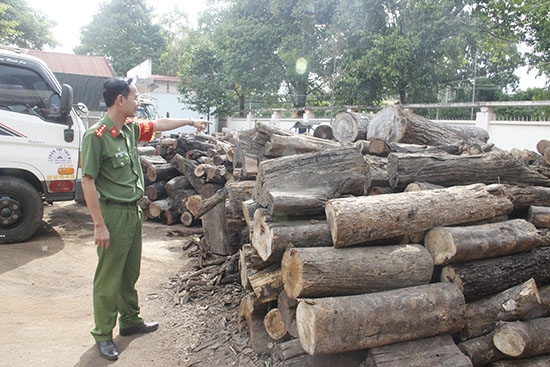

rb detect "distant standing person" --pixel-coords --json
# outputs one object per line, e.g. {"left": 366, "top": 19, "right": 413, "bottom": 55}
{"left": 81, "top": 77, "right": 210, "bottom": 361}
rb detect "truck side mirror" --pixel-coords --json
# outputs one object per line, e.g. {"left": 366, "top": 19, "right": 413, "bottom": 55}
{"left": 60, "top": 84, "right": 74, "bottom": 115}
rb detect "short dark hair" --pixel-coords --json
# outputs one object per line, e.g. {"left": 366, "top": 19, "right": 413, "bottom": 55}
{"left": 103, "top": 77, "right": 134, "bottom": 107}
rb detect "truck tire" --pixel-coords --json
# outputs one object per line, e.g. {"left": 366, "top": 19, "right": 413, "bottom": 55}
{"left": 0, "top": 176, "right": 44, "bottom": 244}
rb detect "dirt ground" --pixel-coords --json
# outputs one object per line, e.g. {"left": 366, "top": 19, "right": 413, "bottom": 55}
{"left": 0, "top": 201, "right": 270, "bottom": 367}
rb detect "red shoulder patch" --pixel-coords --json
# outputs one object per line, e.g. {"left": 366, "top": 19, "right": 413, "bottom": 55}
{"left": 94, "top": 124, "right": 107, "bottom": 138}
{"left": 110, "top": 126, "right": 118, "bottom": 138}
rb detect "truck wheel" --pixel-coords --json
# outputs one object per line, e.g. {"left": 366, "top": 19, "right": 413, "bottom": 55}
{"left": 0, "top": 177, "right": 44, "bottom": 244}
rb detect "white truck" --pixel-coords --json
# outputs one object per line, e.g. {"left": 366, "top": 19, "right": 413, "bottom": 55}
{"left": 0, "top": 47, "right": 86, "bottom": 244}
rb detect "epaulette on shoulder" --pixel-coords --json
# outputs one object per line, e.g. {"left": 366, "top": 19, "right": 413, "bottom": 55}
{"left": 94, "top": 124, "right": 107, "bottom": 138}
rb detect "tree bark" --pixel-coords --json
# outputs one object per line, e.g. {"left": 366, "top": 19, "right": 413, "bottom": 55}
{"left": 502, "top": 185, "right": 550, "bottom": 212}
{"left": 424, "top": 219, "right": 542, "bottom": 265}
{"left": 488, "top": 355, "right": 550, "bottom": 366}
{"left": 458, "top": 332, "right": 506, "bottom": 367}
{"left": 253, "top": 147, "right": 371, "bottom": 217}
{"left": 144, "top": 180, "right": 167, "bottom": 201}
{"left": 296, "top": 283, "right": 466, "bottom": 355}
{"left": 366, "top": 104, "right": 489, "bottom": 145}
{"left": 387, "top": 150, "right": 550, "bottom": 189}
{"left": 326, "top": 183, "right": 513, "bottom": 248}
{"left": 460, "top": 278, "right": 548, "bottom": 341}
{"left": 261, "top": 133, "right": 342, "bottom": 158}
{"left": 441, "top": 246, "right": 550, "bottom": 301}
{"left": 493, "top": 317, "right": 550, "bottom": 358}
{"left": 282, "top": 245, "right": 433, "bottom": 299}
{"left": 165, "top": 175, "right": 194, "bottom": 199}
{"left": 364, "top": 334, "right": 473, "bottom": 367}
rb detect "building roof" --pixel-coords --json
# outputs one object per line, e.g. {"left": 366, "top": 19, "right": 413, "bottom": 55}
{"left": 25, "top": 49, "right": 116, "bottom": 77}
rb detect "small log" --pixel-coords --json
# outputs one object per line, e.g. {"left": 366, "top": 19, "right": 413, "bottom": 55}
{"left": 536, "top": 139, "right": 550, "bottom": 156}
{"left": 272, "top": 338, "right": 367, "bottom": 367}
{"left": 441, "top": 246, "right": 550, "bottom": 301}
{"left": 239, "top": 244, "right": 274, "bottom": 289}
{"left": 502, "top": 185, "right": 550, "bottom": 212}
{"left": 251, "top": 217, "right": 333, "bottom": 262}
{"left": 170, "top": 154, "right": 205, "bottom": 192}
{"left": 139, "top": 154, "right": 166, "bottom": 171}
{"left": 144, "top": 180, "right": 167, "bottom": 201}
{"left": 332, "top": 111, "right": 373, "bottom": 143}
{"left": 367, "top": 138, "right": 462, "bottom": 157}
{"left": 263, "top": 308, "right": 287, "bottom": 340}
{"left": 387, "top": 150, "right": 550, "bottom": 189}
{"left": 278, "top": 289, "right": 298, "bottom": 338}
{"left": 527, "top": 205, "right": 550, "bottom": 228}
{"left": 313, "top": 124, "right": 333, "bottom": 140}
{"left": 460, "top": 278, "right": 548, "bottom": 341}
{"left": 458, "top": 332, "right": 506, "bottom": 367}
{"left": 296, "top": 282, "right": 466, "bottom": 355}
{"left": 242, "top": 199, "right": 261, "bottom": 229}
{"left": 185, "top": 195, "right": 202, "bottom": 217}
{"left": 165, "top": 175, "right": 194, "bottom": 199}
{"left": 161, "top": 209, "right": 180, "bottom": 225}
{"left": 493, "top": 317, "right": 550, "bottom": 358}
{"left": 237, "top": 293, "right": 271, "bottom": 354}
{"left": 148, "top": 198, "right": 175, "bottom": 218}
{"left": 404, "top": 181, "right": 444, "bottom": 192}
{"left": 325, "top": 183, "right": 513, "bottom": 248}
{"left": 146, "top": 162, "right": 180, "bottom": 183}
{"left": 262, "top": 133, "right": 342, "bottom": 158}
{"left": 424, "top": 219, "right": 542, "bottom": 265}
{"left": 180, "top": 211, "right": 199, "bottom": 227}
{"left": 171, "top": 188, "right": 198, "bottom": 214}
{"left": 488, "top": 355, "right": 550, "bottom": 366}
{"left": 226, "top": 180, "right": 255, "bottom": 219}
{"left": 137, "top": 145, "right": 156, "bottom": 156}
{"left": 247, "top": 264, "right": 283, "bottom": 304}
{"left": 195, "top": 186, "right": 228, "bottom": 219}
{"left": 282, "top": 244, "right": 434, "bottom": 299}
{"left": 364, "top": 334, "right": 473, "bottom": 367}
{"left": 241, "top": 153, "right": 258, "bottom": 179}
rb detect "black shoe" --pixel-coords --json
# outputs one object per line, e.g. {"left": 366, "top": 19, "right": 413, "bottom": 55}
{"left": 119, "top": 321, "right": 159, "bottom": 336}
{"left": 97, "top": 340, "right": 119, "bottom": 361}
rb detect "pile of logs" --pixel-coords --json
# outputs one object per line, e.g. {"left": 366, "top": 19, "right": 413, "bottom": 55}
{"left": 143, "top": 104, "right": 550, "bottom": 366}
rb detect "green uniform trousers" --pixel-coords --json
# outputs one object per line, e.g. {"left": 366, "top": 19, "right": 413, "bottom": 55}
{"left": 91, "top": 203, "right": 143, "bottom": 342}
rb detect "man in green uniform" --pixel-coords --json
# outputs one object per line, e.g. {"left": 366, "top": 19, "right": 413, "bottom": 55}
{"left": 81, "top": 77, "right": 209, "bottom": 361}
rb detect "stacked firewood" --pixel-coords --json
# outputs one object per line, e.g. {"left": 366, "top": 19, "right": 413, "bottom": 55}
{"left": 230, "top": 105, "right": 550, "bottom": 367}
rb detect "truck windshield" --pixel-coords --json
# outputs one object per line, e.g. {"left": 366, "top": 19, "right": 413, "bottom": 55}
{"left": 0, "top": 64, "right": 65, "bottom": 124}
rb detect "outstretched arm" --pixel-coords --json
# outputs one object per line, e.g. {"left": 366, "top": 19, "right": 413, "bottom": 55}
{"left": 155, "top": 118, "right": 211, "bottom": 133}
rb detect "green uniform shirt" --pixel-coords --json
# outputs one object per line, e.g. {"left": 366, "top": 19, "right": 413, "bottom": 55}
{"left": 82, "top": 116, "right": 147, "bottom": 202}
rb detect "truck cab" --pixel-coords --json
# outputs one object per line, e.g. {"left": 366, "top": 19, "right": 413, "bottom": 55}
{"left": 0, "top": 47, "right": 85, "bottom": 244}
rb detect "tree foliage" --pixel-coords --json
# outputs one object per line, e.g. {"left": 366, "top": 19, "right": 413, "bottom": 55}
{"left": 0, "top": 0, "right": 57, "bottom": 49}
{"left": 74, "top": 0, "right": 166, "bottom": 75}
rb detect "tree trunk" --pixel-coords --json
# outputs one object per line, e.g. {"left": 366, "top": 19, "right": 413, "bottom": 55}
{"left": 296, "top": 283, "right": 466, "bottom": 355}
{"left": 263, "top": 308, "right": 287, "bottom": 340}
{"left": 424, "top": 219, "right": 541, "bottom": 265}
{"left": 325, "top": 183, "right": 513, "bottom": 248}
{"left": 364, "top": 334, "right": 473, "bottom": 367}
{"left": 440, "top": 246, "right": 550, "bottom": 301}
{"left": 527, "top": 205, "right": 550, "bottom": 228}
{"left": 367, "top": 104, "right": 489, "bottom": 145}
{"left": 281, "top": 245, "right": 433, "bottom": 299}
{"left": 251, "top": 218, "right": 333, "bottom": 262}
{"left": 493, "top": 317, "right": 550, "bottom": 358}
{"left": 253, "top": 147, "right": 371, "bottom": 217}
{"left": 332, "top": 111, "right": 373, "bottom": 143}
{"left": 387, "top": 150, "right": 550, "bottom": 189}
{"left": 460, "top": 278, "right": 548, "bottom": 341}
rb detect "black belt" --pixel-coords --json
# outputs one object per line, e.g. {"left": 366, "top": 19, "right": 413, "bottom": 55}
{"left": 101, "top": 199, "right": 138, "bottom": 206}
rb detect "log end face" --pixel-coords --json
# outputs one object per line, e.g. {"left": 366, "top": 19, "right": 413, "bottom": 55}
{"left": 493, "top": 327, "right": 526, "bottom": 357}
{"left": 424, "top": 227, "right": 456, "bottom": 265}
{"left": 296, "top": 300, "right": 317, "bottom": 355}
{"left": 281, "top": 248, "right": 304, "bottom": 299}
{"left": 324, "top": 201, "right": 340, "bottom": 247}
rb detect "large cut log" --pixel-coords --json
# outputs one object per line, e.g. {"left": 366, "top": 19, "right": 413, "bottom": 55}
{"left": 501, "top": 185, "right": 550, "bottom": 212}
{"left": 296, "top": 282, "right": 466, "bottom": 355}
{"left": 332, "top": 111, "right": 373, "bottom": 143}
{"left": 488, "top": 356, "right": 550, "bottom": 366}
{"left": 387, "top": 150, "right": 550, "bottom": 189}
{"left": 237, "top": 292, "right": 271, "bottom": 354}
{"left": 458, "top": 332, "right": 506, "bottom": 367}
{"left": 367, "top": 104, "right": 489, "bottom": 145}
{"left": 363, "top": 334, "right": 473, "bottom": 367}
{"left": 460, "top": 278, "right": 548, "bottom": 341}
{"left": 281, "top": 244, "right": 434, "bottom": 299}
{"left": 441, "top": 246, "right": 550, "bottom": 301}
{"left": 262, "top": 133, "right": 343, "bottom": 158}
{"left": 527, "top": 205, "right": 550, "bottom": 228}
{"left": 146, "top": 162, "right": 180, "bottom": 183}
{"left": 493, "top": 317, "right": 550, "bottom": 358}
{"left": 367, "top": 138, "right": 463, "bottom": 157}
{"left": 424, "top": 219, "right": 542, "bottom": 265}
{"left": 253, "top": 147, "right": 371, "bottom": 217}
{"left": 201, "top": 198, "right": 233, "bottom": 255}
{"left": 251, "top": 216, "right": 333, "bottom": 262}
{"left": 326, "top": 183, "right": 513, "bottom": 248}
{"left": 272, "top": 338, "right": 367, "bottom": 367}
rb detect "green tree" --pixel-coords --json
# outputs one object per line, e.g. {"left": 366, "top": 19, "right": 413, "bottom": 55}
{"left": 74, "top": 0, "right": 167, "bottom": 75}
{"left": 0, "top": 0, "right": 57, "bottom": 49}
